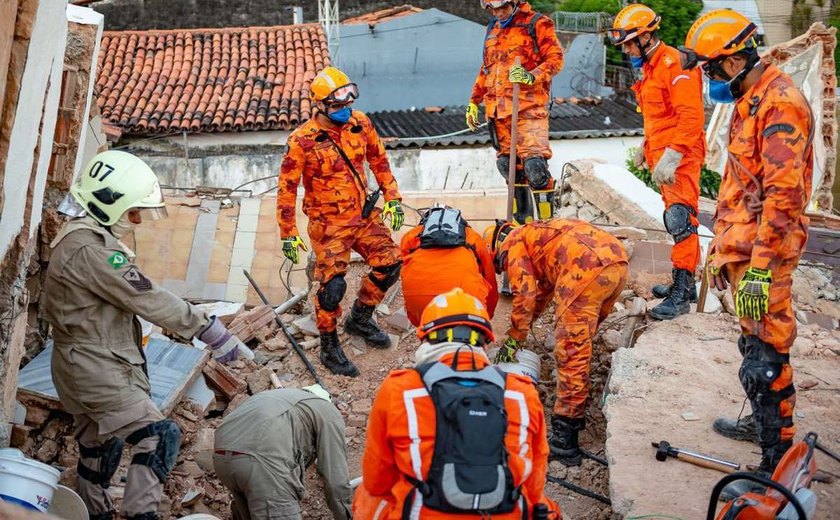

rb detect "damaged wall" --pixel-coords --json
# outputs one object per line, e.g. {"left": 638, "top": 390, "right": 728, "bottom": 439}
{"left": 126, "top": 135, "right": 643, "bottom": 195}
{"left": 706, "top": 22, "right": 838, "bottom": 211}
{"left": 0, "top": 0, "right": 69, "bottom": 447}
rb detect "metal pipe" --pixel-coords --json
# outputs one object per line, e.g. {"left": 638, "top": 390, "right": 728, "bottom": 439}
{"left": 243, "top": 270, "right": 328, "bottom": 392}
{"left": 274, "top": 291, "right": 308, "bottom": 316}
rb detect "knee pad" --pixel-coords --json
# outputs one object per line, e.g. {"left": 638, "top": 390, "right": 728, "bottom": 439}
{"left": 496, "top": 155, "right": 511, "bottom": 179}
{"left": 523, "top": 157, "right": 552, "bottom": 189}
{"left": 369, "top": 261, "right": 402, "bottom": 292}
{"left": 77, "top": 437, "right": 124, "bottom": 488}
{"left": 317, "top": 275, "right": 347, "bottom": 312}
{"left": 663, "top": 204, "right": 698, "bottom": 244}
{"left": 126, "top": 419, "right": 182, "bottom": 483}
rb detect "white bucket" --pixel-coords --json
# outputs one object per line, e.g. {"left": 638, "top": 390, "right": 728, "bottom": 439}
{"left": 0, "top": 448, "right": 61, "bottom": 512}
{"left": 488, "top": 348, "right": 541, "bottom": 382}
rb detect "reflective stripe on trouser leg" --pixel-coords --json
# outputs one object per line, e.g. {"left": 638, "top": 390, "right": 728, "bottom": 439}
{"left": 532, "top": 178, "right": 556, "bottom": 221}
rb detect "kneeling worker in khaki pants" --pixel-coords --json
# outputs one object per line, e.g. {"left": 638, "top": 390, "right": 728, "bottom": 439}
{"left": 214, "top": 386, "right": 352, "bottom": 520}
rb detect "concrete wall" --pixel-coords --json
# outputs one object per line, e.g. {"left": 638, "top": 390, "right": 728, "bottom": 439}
{"left": 0, "top": 0, "right": 69, "bottom": 447}
{"left": 131, "top": 135, "right": 642, "bottom": 195}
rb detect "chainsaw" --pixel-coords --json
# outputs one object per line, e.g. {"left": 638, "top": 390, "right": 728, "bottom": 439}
{"left": 708, "top": 432, "right": 821, "bottom": 520}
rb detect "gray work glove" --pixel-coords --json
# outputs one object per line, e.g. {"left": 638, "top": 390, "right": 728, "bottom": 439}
{"left": 634, "top": 139, "right": 647, "bottom": 170}
{"left": 652, "top": 147, "right": 683, "bottom": 185}
{"left": 198, "top": 316, "right": 253, "bottom": 363}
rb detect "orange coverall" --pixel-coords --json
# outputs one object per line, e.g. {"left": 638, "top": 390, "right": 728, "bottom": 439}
{"left": 277, "top": 110, "right": 402, "bottom": 333}
{"left": 353, "top": 351, "right": 561, "bottom": 519}
{"left": 632, "top": 43, "right": 705, "bottom": 272}
{"left": 501, "top": 219, "right": 628, "bottom": 419}
{"left": 400, "top": 225, "right": 499, "bottom": 326}
{"left": 708, "top": 64, "right": 813, "bottom": 444}
{"left": 470, "top": 2, "right": 564, "bottom": 167}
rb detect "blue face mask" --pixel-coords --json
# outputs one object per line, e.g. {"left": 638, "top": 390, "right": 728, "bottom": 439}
{"left": 708, "top": 78, "right": 736, "bottom": 104}
{"left": 630, "top": 56, "right": 644, "bottom": 69}
{"left": 498, "top": 5, "right": 518, "bottom": 28}
{"left": 327, "top": 107, "right": 352, "bottom": 124}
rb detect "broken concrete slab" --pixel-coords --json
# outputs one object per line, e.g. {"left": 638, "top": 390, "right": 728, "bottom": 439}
{"left": 228, "top": 305, "right": 276, "bottom": 343}
{"left": 195, "top": 301, "right": 245, "bottom": 326}
{"left": 184, "top": 375, "right": 215, "bottom": 414}
{"left": 292, "top": 314, "right": 319, "bottom": 337}
{"left": 17, "top": 338, "right": 209, "bottom": 416}
{"left": 605, "top": 312, "right": 840, "bottom": 517}
{"left": 202, "top": 359, "right": 247, "bottom": 401}
{"left": 385, "top": 308, "right": 412, "bottom": 332}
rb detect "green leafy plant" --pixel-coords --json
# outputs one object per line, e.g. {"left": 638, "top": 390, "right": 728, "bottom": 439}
{"left": 626, "top": 146, "right": 722, "bottom": 199}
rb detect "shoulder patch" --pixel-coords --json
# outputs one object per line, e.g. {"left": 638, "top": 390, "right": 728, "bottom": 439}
{"left": 122, "top": 266, "right": 153, "bottom": 292}
{"left": 762, "top": 123, "right": 796, "bottom": 138}
{"left": 108, "top": 252, "right": 128, "bottom": 269}
{"left": 663, "top": 54, "right": 674, "bottom": 67}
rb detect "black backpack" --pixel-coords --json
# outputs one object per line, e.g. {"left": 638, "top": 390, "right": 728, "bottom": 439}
{"left": 406, "top": 357, "right": 520, "bottom": 515}
{"left": 419, "top": 207, "right": 467, "bottom": 249}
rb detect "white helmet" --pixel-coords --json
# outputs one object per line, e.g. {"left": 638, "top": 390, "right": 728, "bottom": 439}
{"left": 70, "top": 150, "right": 167, "bottom": 226}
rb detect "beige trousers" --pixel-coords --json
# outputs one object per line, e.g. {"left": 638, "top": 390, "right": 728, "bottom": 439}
{"left": 214, "top": 452, "right": 303, "bottom": 520}
{"left": 74, "top": 399, "right": 165, "bottom": 517}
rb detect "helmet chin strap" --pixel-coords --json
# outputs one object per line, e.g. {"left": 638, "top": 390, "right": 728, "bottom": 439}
{"left": 638, "top": 36, "right": 659, "bottom": 64}
{"left": 712, "top": 49, "right": 760, "bottom": 99}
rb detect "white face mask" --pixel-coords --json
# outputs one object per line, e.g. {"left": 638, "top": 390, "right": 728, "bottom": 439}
{"left": 109, "top": 213, "right": 136, "bottom": 239}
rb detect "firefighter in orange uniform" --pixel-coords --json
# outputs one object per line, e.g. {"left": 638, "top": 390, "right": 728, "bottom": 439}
{"left": 608, "top": 4, "right": 706, "bottom": 320}
{"left": 277, "top": 67, "right": 405, "bottom": 378}
{"left": 485, "top": 220, "right": 628, "bottom": 466}
{"left": 353, "top": 288, "right": 561, "bottom": 519}
{"left": 467, "top": 0, "right": 564, "bottom": 223}
{"left": 400, "top": 205, "right": 499, "bottom": 326}
{"left": 681, "top": 10, "right": 813, "bottom": 499}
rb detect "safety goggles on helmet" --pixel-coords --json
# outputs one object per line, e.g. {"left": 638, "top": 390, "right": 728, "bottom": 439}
{"left": 323, "top": 83, "right": 359, "bottom": 105}
{"left": 607, "top": 20, "right": 659, "bottom": 46}
{"left": 481, "top": 0, "right": 514, "bottom": 9}
{"left": 679, "top": 22, "right": 758, "bottom": 71}
{"left": 136, "top": 206, "right": 169, "bottom": 220}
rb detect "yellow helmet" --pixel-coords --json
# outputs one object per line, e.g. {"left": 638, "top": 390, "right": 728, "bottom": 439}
{"left": 309, "top": 67, "right": 359, "bottom": 104}
{"left": 608, "top": 4, "right": 660, "bottom": 46}
{"left": 681, "top": 9, "right": 758, "bottom": 68}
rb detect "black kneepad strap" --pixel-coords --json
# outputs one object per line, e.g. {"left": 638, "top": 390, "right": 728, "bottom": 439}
{"left": 369, "top": 261, "right": 402, "bottom": 292}
{"left": 126, "top": 420, "right": 182, "bottom": 483}
{"left": 317, "top": 275, "right": 347, "bottom": 311}
{"left": 663, "top": 204, "right": 698, "bottom": 244}
{"left": 77, "top": 437, "right": 124, "bottom": 488}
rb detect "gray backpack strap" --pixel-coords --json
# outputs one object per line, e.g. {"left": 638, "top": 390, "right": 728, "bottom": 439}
{"left": 421, "top": 362, "right": 506, "bottom": 390}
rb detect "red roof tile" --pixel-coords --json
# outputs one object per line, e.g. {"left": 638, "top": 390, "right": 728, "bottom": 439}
{"left": 96, "top": 24, "right": 331, "bottom": 135}
{"left": 343, "top": 5, "right": 423, "bottom": 26}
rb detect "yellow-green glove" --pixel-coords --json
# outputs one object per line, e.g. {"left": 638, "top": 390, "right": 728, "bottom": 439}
{"left": 495, "top": 337, "right": 519, "bottom": 363}
{"left": 382, "top": 200, "right": 405, "bottom": 231}
{"left": 281, "top": 235, "right": 307, "bottom": 264}
{"left": 509, "top": 64, "right": 535, "bottom": 85}
{"left": 466, "top": 102, "right": 480, "bottom": 131}
{"left": 736, "top": 267, "right": 771, "bottom": 321}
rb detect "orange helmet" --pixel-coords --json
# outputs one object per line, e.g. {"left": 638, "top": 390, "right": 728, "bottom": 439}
{"left": 417, "top": 288, "right": 495, "bottom": 346}
{"left": 309, "top": 67, "right": 359, "bottom": 104}
{"left": 482, "top": 220, "right": 516, "bottom": 273}
{"left": 680, "top": 9, "right": 758, "bottom": 69}
{"left": 608, "top": 4, "right": 660, "bottom": 46}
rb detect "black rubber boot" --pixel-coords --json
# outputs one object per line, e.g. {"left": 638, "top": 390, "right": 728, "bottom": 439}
{"left": 319, "top": 331, "right": 359, "bottom": 377}
{"left": 344, "top": 301, "right": 391, "bottom": 349}
{"left": 713, "top": 413, "right": 760, "bottom": 443}
{"left": 652, "top": 268, "right": 698, "bottom": 302}
{"left": 649, "top": 268, "right": 694, "bottom": 320}
{"left": 513, "top": 184, "right": 534, "bottom": 225}
{"left": 549, "top": 416, "right": 585, "bottom": 467}
{"left": 719, "top": 441, "right": 792, "bottom": 502}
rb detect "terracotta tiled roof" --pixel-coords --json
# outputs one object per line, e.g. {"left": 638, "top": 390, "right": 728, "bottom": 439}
{"left": 343, "top": 5, "right": 423, "bottom": 26}
{"left": 95, "top": 24, "right": 331, "bottom": 135}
